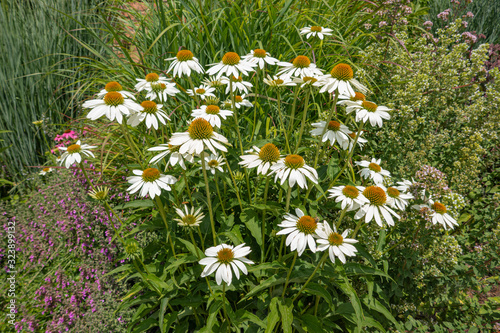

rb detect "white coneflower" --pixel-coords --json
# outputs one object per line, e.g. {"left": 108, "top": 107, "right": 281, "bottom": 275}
{"left": 96, "top": 81, "right": 135, "bottom": 99}
{"left": 39, "top": 167, "right": 53, "bottom": 176}
{"left": 310, "top": 120, "right": 351, "bottom": 149}
{"left": 148, "top": 144, "right": 194, "bottom": 170}
{"left": 328, "top": 185, "right": 368, "bottom": 211}
{"left": 88, "top": 186, "right": 109, "bottom": 201}
{"left": 276, "top": 208, "right": 318, "bottom": 256}
{"left": 83, "top": 91, "right": 142, "bottom": 124}
{"left": 199, "top": 243, "right": 253, "bottom": 285}
{"left": 428, "top": 200, "right": 459, "bottom": 229}
{"left": 186, "top": 84, "right": 216, "bottom": 100}
{"left": 277, "top": 55, "right": 323, "bottom": 79}
{"left": 270, "top": 154, "right": 318, "bottom": 189}
{"left": 191, "top": 105, "right": 233, "bottom": 128}
{"left": 169, "top": 118, "right": 229, "bottom": 156}
{"left": 395, "top": 179, "right": 415, "bottom": 193}
{"left": 202, "top": 76, "right": 224, "bottom": 89}
{"left": 263, "top": 75, "right": 296, "bottom": 88}
{"left": 166, "top": 49, "right": 204, "bottom": 77}
{"left": 354, "top": 186, "right": 400, "bottom": 227}
{"left": 126, "top": 168, "right": 176, "bottom": 199}
{"left": 348, "top": 100, "right": 391, "bottom": 128}
{"left": 355, "top": 158, "right": 391, "bottom": 185}
{"left": 239, "top": 143, "right": 282, "bottom": 176}
{"left": 221, "top": 75, "right": 253, "bottom": 94}
{"left": 337, "top": 91, "right": 366, "bottom": 108}
{"left": 384, "top": 186, "right": 413, "bottom": 210}
{"left": 300, "top": 26, "right": 333, "bottom": 40}
{"left": 174, "top": 205, "right": 204, "bottom": 227}
{"left": 347, "top": 131, "right": 368, "bottom": 151}
{"left": 145, "top": 81, "right": 180, "bottom": 102}
{"left": 292, "top": 75, "right": 321, "bottom": 89}
{"left": 206, "top": 52, "right": 257, "bottom": 79}
{"left": 316, "top": 221, "right": 358, "bottom": 264}
{"left": 315, "top": 63, "right": 367, "bottom": 96}
{"left": 59, "top": 140, "right": 97, "bottom": 168}
{"left": 127, "top": 101, "right": 170, "bottom": 130}
{"left": 241, "top": 48, "right": 279, "bottom": 69}
{"left": 199, "top": 153, "right": 225, "bottom": 175}
{"left": 135, "top": 73, "right": 170, "bottom": 92}
{"left": 226, "top": 94, "right": 253, "bottom": 109}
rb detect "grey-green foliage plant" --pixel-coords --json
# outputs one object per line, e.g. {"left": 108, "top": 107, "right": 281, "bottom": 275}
{"left": 0, "top": 0, "right": 106, "bottom": 186}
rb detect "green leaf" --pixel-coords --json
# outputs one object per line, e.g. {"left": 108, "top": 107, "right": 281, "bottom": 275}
{"left": 200, "top": 300, "right": 222, "bottom": 332}
{"left": 278, "top": 298, "right": 293, "bottom": 333}
{"left": 240, "top": 208, "right": 262, "bottom": 246}
{"left": 241, "top": 275, "right": 286, "bottom": 301}
{"left": 344, "top": 263, "right": 392, "bottom": 280}
{"left": 334, "top": 275, "right": 364, "bottom": 328}
{"left": 159, "top": 297, "right": 169, "bottom": 333}
{"left": 362, "top": 296, "right": 402, "bottom": 331}
{"left": 177, "top": 238, "right": 203, "bottom": 258}
{"left": 304, "top": 282, "right": 333, "bottom": 308}
{"left": 162, "top": 311, "right": 178, "bottom": 332}
{"left": 265, "top": 297, "right": 280, "bottom": 333}
{"left": 114, "top": 199, "right": 154, "bottom": 210}
{"left": 300, "top": 314, "right": 326, "bottom": 333}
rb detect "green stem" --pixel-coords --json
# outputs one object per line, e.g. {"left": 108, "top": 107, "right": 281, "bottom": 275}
{"left": 313, "top": 92, "right": 339, "bottom": 168}
{"left": 279, "top": 186, "right": 292, "bottom": 261}
{"left": 214, "top": 173, "right": 227, "bottom": 217}
{"left": 188, "top": 228, "right": 202, "bottom": 260}
{"left": 155, "top": 196, "right": 177, "bottom": 258}
{"left": 132, "top": 260, "right": 161, "bottom": 296}
{"left": 352, "top": 218, "right": 365, "bottom": 239}
{"left": 197, "top": 226, "right": 206, "bottom": 252}
{"left": 292, "top": 252, "right": 328, "bottom": 303}
{"left": 294, "top": 89, "right": 311, "bottom": 152}
{"left": 277, "top": 91, "right": 291, "bottom": 154}
{"left": 261, "top": 177, "right": 270, "bottom": 263}
{"left": 335, "top": 207, "right": 348, "bottom": 229}
{"left": 287, "top": 86, "right": 300, "bottom": 133}
{"left": 182, "top": 169, "right": 193, "bottom": 205}
{"left": 282, "top": 251, "right": 298, "bottom": 298}
{"left": 187, "top": 76, "right": 199, "bottom": 107}
{"left": 120, "top": 120, "right": 143, "bottom": 168}
{"left": 201, "top": 153, "right": 217, "bottom": 244}
{"left": 222, "top": 283, "right": 231, "bottom": 330}
{"left": 220, "top": 151, "right": 243, "bottom": 210}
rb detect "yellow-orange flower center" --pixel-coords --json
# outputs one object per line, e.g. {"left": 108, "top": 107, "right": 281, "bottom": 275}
{"left": 188, "top": 118, "right": 214, "bottom": 140}
{"left": 258, "top": 143, "right": 280, "bottom": 163}
{"left": 330, "top": 63, "right": 354, "bottom": 81}
{"left": 432, "top": 202, "right": 447, "bottom": 214}
{"left": 327, "top": 121, "right": 341, "bottom": 131}
{"left": 387, "top": 187, "right": 400, "bottom": 198}
{"left": 368, "top": 162, "right": 381, "bottom": 172}
{"left": 42, "top": 167, "right": 50, "bottom": 172}
{"left": 222, "top": 52, "right": 240, "bottom": 65}
{"left": 362, "top": 101, "right": 378, "bottom": 112}
{"left": 151, "top": 82, "right": 167, "bottom": 92}
{"left": 103, "top": 92, "right": 124, "bottom": 106}
{"left": 176, "top": 50, "right": 194, "bottom": 61}
{"left": 142, "top": 168, "right": 161, "bottom": 182}
{"left": 284, "top": 154, "right": 305, "bottom": 169}
{"left": 350, "top": 92, "right": 366, "bottom": 101}
{"left": 64, "top": 129, "right": 72, "bottom": 134}
{"left": 363, "top": 186, "right": 387, "bottom": 206}
{"left": 208, "top": 159, "right": 219, "bottom": 168}
{"left": 195, "top": 88, "right": 206, "bottom": 94}
{"left": 310, "top": 26, "right": 322, "bottom": 32}
{"left": 253, "top": 49, "right": 267, "bottom": 58}
{"left": 293, "top": 55, "right": 311, "bottom": 68}
{"left": 205, "top": 105, "right": 220, "bottom": 115}
{"left": 235, "top": 96, "right": 243, "bottom": 103}
{"left": 348, "top": 133, "right": 357, "bottom": 139}
{"left": 342, "top": 185, "right": 359, "bottom": 199}
{"left": 145, "top": 73, "right": 159, "bottom": 82}
{"left": 274, "top": 79, "right": 284, "bottom": 85}
{"left": 303, "top": 76, "right": 317, "bottom": 84}
{"left": 231, "top": 75, "right": 243, "bottom": 82}
{"left": 141, "top": 101, "right": 157, "bottom": 114}
{"left": 67, "top": 144, "right": 81, "bottom": 154}
{"left": 217, "top": 248, "right": 234, "bottom": 264}
{"left": 328, "top": 232, "right": 344, "bottom": 246}
{"left": 296, "top": 215, "right": 318, "bottom": 234}
{"left": 105, "top": 81, "right": 122, "bottom": 92}
{"left": 182, "top": 215, "right": 197, "bottom": 225}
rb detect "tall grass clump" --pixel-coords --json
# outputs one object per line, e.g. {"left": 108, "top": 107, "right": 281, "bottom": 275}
{"left": 0, "top": 0, "right": 106, "bottom": 188}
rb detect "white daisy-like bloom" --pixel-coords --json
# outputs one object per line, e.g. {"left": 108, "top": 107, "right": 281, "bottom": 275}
{"left": 202, "top": 76, "right": 224, "bottom": 89}
{"left": 310, "top": 120, "right": 351, "bottom": 149}
{"left": 169, "top": 118, "right": 229, "bottom": 156}
{"left": 83, "top": 91, "right": 142, "bottom": 124}
{"left": 96, "top": 81, "right": 135, "bottom": 99}
{"left": 428, "top": 199, "right": 459, "bottom": 230}
{"left": 186, "top": 84, "right": 216, "bottom": 100}
{"left": 395, "top": 179, "right": 415, "bottom": 193}
{"left": 134, "top": 73, "right": 170, "bottom": 92}
{"left": 328, "top": 185, "right": 369, "bottom": 211}
{"left": 199, "top": 153, "right": 225, "bottom": 175}
{"left": 337, "top": 91, "right": 366, "bottom": 108}
{"left": 59, "top": 140, "right": 97, "bottom": 169}
{"left": 355, "top": 158, "right": 391, "bottom": 185}
{"left": 238, "top": 143, "right": 282, "bottom": 176}
{"left": 316, "top": 221, "right": 358, "bottom": 264}
{"left": 88, "top": 186, "right": 109, "bottom": 201}
{"left": 199, "top": 243, "right": 253, "bottom": 285}
{"left": 347, "top": 131, "right": 368, "bottom": 151}
{"left": 206, "top": 52, "right": 257, "bottom": 79}
{"left": 314, "top": 63, "right": 368, "bottom": 96}
{"left": 39, "top": 167, "right": 53, "bottom": 176}
{"left": 241, "top": 48, "right": 279, "bottom": 69}
{"left": 220, "top": 75, "right": 253, "bottom": 94}
{"left": 226, "top": 94, "right": 253, "bottom": 109}
{"left": 166, "top": 49, "right": 204, "bottom": 77}
{"left": 277, "top": 55, "right": 323, "bottom": 79}
{"left": 127, "top": 101, "right": 170, "bottom": 130}
{"left": 148, "top": 144, "right": 194, "bottom": 170}
{"left": 354, "top": 186, "right": 400, "bottom": 227}
{"left": 300, "top": 26, "right": 333, "bottom": 40}
{"left": 348, "top": 100, "right": 391, "bottom": 128}
{"left": 276, "top": 208, "right": 318, "bottom": 256}
{"left": 291, "top": 75, "right": 321, "bottom": 89}
{"left": 191, "top": 104, "right": 233, "bottom": 128}
{"left": 382, "top": 185, "right": 414, "bottom": 210}
{"left": 263, "top": 75, "right": 296, "bottom": 88}
{"left": 126, "top": 168, "right": 177, "bottom": 199}
{"left": 145, "top": 81, "right": 180, "bottom": 102}
{"left": 270, "top": 154, "right": 318, "bottom": 189}
{"left": 174, "top": 205, "right": 204, "bottom": 227}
